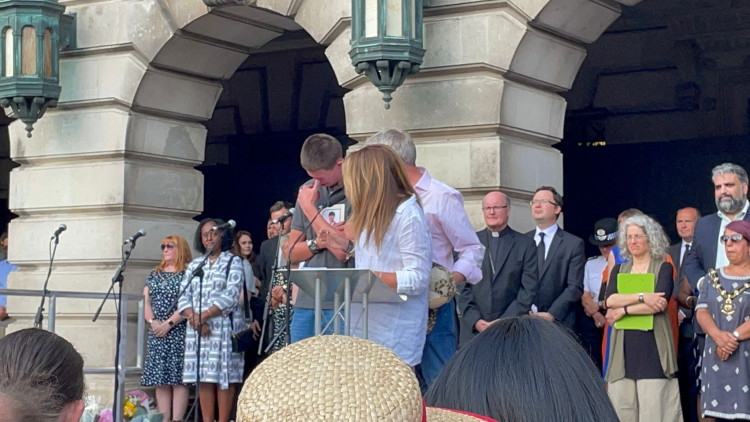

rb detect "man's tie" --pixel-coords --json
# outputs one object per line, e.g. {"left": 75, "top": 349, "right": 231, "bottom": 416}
{"left": 538, "top": 232, "right": 546, "bottom": 270}
{"left": 682, "top": 243, "right": 691, "bottom": 268}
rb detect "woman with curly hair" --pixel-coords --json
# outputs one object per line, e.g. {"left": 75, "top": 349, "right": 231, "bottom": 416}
{"left": 604, "top": 214, "right": 681, "bottom": 421}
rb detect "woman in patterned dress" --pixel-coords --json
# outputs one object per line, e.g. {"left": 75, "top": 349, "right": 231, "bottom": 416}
{"left": 141, "top": 235, "right": 192, "bottom": 422}
{"left": 178, "top": 218, "right": 245, "bottom": 422}
{"left": 696, "top": 220, "right": 750, "bottom": 421}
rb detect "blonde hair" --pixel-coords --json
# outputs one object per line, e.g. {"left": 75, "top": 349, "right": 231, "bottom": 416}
{"left": 156, "top": 235, "right": 192, "bottom": 273}
{"left": 343, "top": 144, "right": 418, "bottom": 251}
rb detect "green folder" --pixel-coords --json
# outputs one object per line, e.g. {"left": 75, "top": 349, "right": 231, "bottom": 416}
{"left": 614, "top": 273, "right": 654, "bottom": 331}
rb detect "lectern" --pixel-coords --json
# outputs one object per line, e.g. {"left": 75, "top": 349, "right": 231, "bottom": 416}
{"left": 289, "top": 268, "right": 405, "bottom": 338}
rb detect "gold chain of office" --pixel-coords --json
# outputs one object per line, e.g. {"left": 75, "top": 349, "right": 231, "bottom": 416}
{"left": 708, "top": 268, "right": 750, "bottom": 315}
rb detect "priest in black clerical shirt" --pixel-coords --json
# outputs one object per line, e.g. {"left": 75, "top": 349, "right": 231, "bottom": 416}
{"left": 457, "top": 191, "right": 539, "bottom": 347}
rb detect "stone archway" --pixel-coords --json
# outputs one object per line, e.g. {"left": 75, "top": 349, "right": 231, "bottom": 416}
{"left": 1, "top": 0, "right": 651, "bottom": 401}
{"left": 2, "top": 0, "right": 355, "bottom": 400}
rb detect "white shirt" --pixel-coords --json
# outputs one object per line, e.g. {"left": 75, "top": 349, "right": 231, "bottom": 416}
{"left": 583, "top": 255, "right": 607, "bottom": 302}
{"left": 414, "top": 168, "right": 484, "bottom": 285}
{"left": 715, "top": 201, "right": 750, "bottom": 268}
{"left": 534, "top": 224, "right": 559, "bottom": 260}
{"left": 351, "top": 195, "right": 432, "bottom": 366}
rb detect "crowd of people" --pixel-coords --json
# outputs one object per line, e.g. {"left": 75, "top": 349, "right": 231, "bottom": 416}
{"left": 3, "top": 129, "right": 750, "bottom": 422}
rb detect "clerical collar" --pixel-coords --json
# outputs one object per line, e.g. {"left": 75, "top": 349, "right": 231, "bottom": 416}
{"left": 488, "top": 226, "right": 510, "bottom": 237}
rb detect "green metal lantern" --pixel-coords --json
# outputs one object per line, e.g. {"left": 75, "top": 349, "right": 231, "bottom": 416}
{"left": 350, "top": 0, "right": 425, "bottom": 109}
{"left": 0, "top": 0, "right": 74, "bottom": 138}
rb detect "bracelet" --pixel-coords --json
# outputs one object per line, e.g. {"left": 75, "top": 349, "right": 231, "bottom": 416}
{"left": 624, "top": 306, "right": 629, "bottom": 315}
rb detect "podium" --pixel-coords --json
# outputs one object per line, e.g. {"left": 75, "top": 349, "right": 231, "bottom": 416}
{"left": 289, "top": 268, "right": 405, "bottom": 338}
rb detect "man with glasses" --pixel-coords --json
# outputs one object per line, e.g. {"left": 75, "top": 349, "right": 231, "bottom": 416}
{"left": 457, "top": 191, "right": 538, "bottom": 347}
{"left": 682, "top": 163, "right": 750, "bottom": 422}
{"left": 526, "top": 186, "right": 585, "bottom": 330}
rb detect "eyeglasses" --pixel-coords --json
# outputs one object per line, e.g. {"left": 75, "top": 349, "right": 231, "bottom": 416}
{"left": 720, "top": 233, "right": 745, "bottom": 244}
{"left": 482, "top": 205, "right": 508, "bottom": 212}
{"left": 626, "top": 234, "right": 648, "bottom": 241}
{"left": 201, "top": 231, "right": 219, "bottom": 240}
{"left": 160, "top": 243, "right": 175, "bottom": 251}
{"left": 530, "top": 199, "right": 558, "bottom": 207}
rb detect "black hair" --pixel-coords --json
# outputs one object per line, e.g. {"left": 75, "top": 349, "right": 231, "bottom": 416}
{"left": 535, "top": 185, "right": 563, "bottom": 209}
{"left": 0, "top": 328, "right": 85, "bottom": 421}
{"left": 194, "top": 218, "right": 234, "bottom": 254}
{"left": 425, "top": 316, "right": 617, "bottom": 422}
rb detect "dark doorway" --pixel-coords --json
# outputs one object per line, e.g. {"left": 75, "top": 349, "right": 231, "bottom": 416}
{"left": 198, "top": 31, "right": 350, "bottom": 247}
{"left": 560, "top": 0, "right": 750, "bottom": 256}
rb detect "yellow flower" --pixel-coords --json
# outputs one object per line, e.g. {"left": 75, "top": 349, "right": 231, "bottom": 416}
{"left": 123, "top": 401, "right": 137, "bottom": 418}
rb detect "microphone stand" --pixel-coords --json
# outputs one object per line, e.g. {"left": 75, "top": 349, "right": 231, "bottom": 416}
{"left": 259, "top": 221, "right": 288, "bottom": 354}
{"left": 34, "top": 233, "right": 61, "bottom": 329}
{"left": 283, "top": 208, "right": 322, "bottom": 345}
{"left": 92, "top": 237, "right": 141, "bottom": 421}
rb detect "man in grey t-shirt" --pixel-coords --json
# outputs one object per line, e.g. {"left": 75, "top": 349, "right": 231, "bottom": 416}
{"left": 285, "top": 133, "right": 353, "bottom": 342}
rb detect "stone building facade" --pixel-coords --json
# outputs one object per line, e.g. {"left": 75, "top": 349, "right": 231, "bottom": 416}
{"left": 4, "top": 0, "right": 642, "bottom": 399}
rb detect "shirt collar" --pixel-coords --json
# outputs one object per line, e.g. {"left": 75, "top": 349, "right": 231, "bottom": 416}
{"left": 414, "top": 167, "right": 430, "bottom": 193}
{"left": 535, "top": 224, "right": 558, "bottom": 239}
{"left": 718, "top": 200, "right": 750, "bottom": 222}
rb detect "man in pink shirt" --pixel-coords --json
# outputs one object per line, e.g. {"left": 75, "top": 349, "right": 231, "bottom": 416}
{"left": 366, "top": 129, "right": 484, "bottom": 392}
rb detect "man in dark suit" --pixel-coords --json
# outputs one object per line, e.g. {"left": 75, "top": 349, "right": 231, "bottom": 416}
{"left": 682, "top": 163, "right": 750, "bottom": 422}
{"left": 669, "top": 206, "right": 700, "bottom": 422}
{"left": 527, "top": 186, "right": 585, "bottom": 330}
{"left": 457, "top": 191, "right": 538, "bottom": 347}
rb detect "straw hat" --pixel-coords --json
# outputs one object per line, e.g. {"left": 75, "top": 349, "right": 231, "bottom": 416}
{"left": 236, "top": 335, "right": 497, "bottom": 422}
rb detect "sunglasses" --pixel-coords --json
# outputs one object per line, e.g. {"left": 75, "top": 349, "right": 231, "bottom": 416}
{"left": 160, "top": 243, "right": 176, "bottom": 251}
{"left": 720, "top": 233, "right": 745, "bottom": 244}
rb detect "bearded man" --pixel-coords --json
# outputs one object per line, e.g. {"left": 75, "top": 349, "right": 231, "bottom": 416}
{"left": 682, "top": 162, "right": 750, "bottom": 422}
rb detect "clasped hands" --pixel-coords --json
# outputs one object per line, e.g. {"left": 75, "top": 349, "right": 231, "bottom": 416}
{"left": 713, "top": 331, "right": 739, "bottom": 361}
{"left": 182, "top": 310, "right": 211, "bottom": 337}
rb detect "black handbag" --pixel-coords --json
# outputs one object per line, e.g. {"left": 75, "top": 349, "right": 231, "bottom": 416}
{"left": 228, "top": 257, "right": 254, "bottom": 353}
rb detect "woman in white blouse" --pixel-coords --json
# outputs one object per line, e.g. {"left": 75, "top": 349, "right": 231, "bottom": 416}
{"left": 316, "top": 144, "right": 432, "bottom": 366}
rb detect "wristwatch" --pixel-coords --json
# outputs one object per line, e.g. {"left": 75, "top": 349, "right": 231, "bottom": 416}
{"left": 733, "top": 330, "right": 741, "bottom": 341}
{"left": 307, "top": 239, "right": 321, "bottom": 254}
{"left": 168, "top": 320, "right": 174, "bottom": 327}
{"left": 638, "top": 293, "right": 644, "bottom": 303}
{"left": 345, "top": 240, "right": 355, "bottom": 260}
{"left": 148, "top": 318, "right": 154, "bottom": 324}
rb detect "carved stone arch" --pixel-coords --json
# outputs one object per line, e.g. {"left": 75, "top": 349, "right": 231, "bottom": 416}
{"left": 501, "top": 0, "right": 645, "bottom": 144}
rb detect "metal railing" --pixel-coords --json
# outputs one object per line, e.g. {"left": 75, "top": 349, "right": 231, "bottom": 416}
{"left": 0, "top": 288, "right": 145, "bottom": 422}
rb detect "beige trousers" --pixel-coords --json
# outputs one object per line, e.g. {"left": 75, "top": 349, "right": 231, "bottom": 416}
{"left": 608, "top": 377, "right": 683, "bottom": 422}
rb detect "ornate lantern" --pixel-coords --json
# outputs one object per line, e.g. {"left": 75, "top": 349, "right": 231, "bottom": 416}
{"left": 0, "top": 0, "right": 74, "bottom": 138}
{"left": 350, "top": 0, "right": 425, "bottom": 109}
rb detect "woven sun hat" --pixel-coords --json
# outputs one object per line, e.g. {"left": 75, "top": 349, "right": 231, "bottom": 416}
{"left": 236, "top": 335, "right": 498, "bottom": 422}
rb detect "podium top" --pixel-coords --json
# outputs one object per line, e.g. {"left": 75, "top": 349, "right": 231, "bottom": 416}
{"left": 289, "top": 268, "right": 404, "bottom": 304}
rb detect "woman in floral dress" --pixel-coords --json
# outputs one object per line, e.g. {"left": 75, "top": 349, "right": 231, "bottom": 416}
{"left": 141, "top": 235, "right": 192, "bottom": 422}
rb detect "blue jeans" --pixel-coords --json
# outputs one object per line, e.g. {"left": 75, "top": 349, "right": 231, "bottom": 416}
{"left": 290, "top": 308, "right": 335, "bottom": 343}
{"left": 416, "top": 300, "right": 457, "bottom": 393}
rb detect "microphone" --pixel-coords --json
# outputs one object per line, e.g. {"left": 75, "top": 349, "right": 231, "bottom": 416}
{"left": 272, "top": 208, "right": 295, "bottom": 224}
{"left": 123, "top": 229, "right": 147, "bottom": 245}
{"left": 210, "top": 219, "right": 236, "bottom": 232}
{"left": 51, "top": 224, "right": 67, "bottom": 240}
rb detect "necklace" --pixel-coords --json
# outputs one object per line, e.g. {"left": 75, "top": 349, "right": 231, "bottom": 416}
{"left": 708, "top": 268, "right": 750, "bottom": 315}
